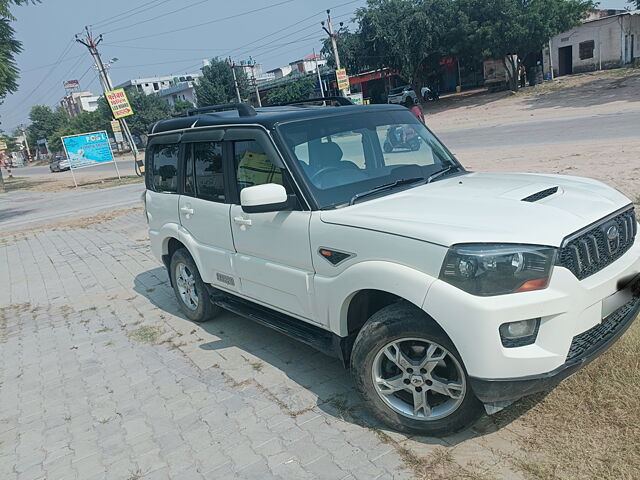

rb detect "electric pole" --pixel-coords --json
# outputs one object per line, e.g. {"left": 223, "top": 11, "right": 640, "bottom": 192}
{"left": 19, "top": 124, "right": 31, "bottom": 162}
{"left": 322, "top": 10, "right": 347, "bottom": 97}
{"left": 76, "top": 27, "right": 142, "bottom": 175}
{"left": 227, "top": 58, "right": 242, "bottom": 103}
{"left": 313, "top": 48, "right": 325, "bottom": 98}
{"left": 248, "top": 58, "right": 262, "bottom": 108}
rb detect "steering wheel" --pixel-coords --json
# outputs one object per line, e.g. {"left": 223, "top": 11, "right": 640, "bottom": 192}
{"left": 310, "top": 166, "right": 343, "bottom": 184}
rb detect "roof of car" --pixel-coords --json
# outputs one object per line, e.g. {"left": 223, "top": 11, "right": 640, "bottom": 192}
{"left": 149, "top": 103, "right": 409, "bottom": 135}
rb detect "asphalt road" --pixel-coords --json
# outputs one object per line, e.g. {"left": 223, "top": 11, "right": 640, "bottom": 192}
{"left": 436, "top": 111, "right": 640, "bottom": 151}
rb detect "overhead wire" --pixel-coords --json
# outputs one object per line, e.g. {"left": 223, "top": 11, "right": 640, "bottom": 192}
{"left": 103, "top": 0, "right": 210, "bottom": 35}
{"left": 91, "top": 0, "right": 171, "bottom": 29}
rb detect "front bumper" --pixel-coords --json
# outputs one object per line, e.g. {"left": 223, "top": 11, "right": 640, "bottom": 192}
{"left": 469, "top": 284, "right": 640, "bottom": 402}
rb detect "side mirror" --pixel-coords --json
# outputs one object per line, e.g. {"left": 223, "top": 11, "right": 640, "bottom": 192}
{"left": 240, "top": 183, "right": 289, "bottom": 213}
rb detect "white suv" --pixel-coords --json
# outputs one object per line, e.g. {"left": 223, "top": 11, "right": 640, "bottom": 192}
{"left": 144, "top": 100, "right": 640, "bottom": 435}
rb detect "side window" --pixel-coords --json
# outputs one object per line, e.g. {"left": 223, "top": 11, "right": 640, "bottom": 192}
{"left": 151, "top": 144, "right": 179, "bottom": 193}
{"left": 194, "top": 142, "right": 225, "bottom": 202}
{"left": 234, "top": 140, "right": 283, "bottom": 191}
{"left": 184, "top": 146, "right": 194, "bottom": 195}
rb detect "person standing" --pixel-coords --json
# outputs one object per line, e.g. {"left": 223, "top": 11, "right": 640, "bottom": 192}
{"left": 519, "top": 64, "right": 527, "bottom": 88}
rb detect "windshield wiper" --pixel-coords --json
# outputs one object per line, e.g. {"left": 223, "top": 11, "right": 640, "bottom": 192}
{"left": 426, "top": 164, "right": 459, "bottom": 184}
{"left": 349, "top": 177, "right": 424, "bottom": 206}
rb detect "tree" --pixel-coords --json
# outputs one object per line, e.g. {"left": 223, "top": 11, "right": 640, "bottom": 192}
{"left": 354, "top": 0, "right": 457, "bottom": 99}
{"left": 265, "top": 76, "right": 318, "bottom": 105}
{"left": 0, "top": 1, "right": 40, "bottom": 101}
{"left": 456, "top": 0, "right": 595, "bottom": 90}
{"left": 321, "top": 28, "right": 371, "bottom": 73}
{"left": 195, "top": 59, "right": 250, "bottom": 106}
{"left": 172, "top": 99, "right": 194, "bottom": 114}
{"left": 26, "top": 105, "right": 68, "bottom": 146}
{"left": 628, "top": 0, "right": 639, "bottom": 9}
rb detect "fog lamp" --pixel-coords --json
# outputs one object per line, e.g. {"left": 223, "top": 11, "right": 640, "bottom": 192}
{"left": 499, "top": 318, "right": 540, "bottom": 347}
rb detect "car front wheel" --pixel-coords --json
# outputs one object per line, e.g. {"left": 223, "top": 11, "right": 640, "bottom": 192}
{"left": 350, "top": 302, "right": 483, "bottom": 435}
{"left": 169, "top": 248, "right": 220, "bottom": 322}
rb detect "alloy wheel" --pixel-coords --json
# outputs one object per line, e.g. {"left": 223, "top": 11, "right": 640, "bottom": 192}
{"left": 371, "top": 337, "right": 466, "bottom": 421}
{"left": 175, "top": 262, "right": 199, "bottom": 311}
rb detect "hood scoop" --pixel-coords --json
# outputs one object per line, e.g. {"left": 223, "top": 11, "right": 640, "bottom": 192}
{"left": 522, "top": 186, "right": 559, "bottom": 202}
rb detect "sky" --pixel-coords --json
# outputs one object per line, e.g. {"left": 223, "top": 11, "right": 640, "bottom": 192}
{"left": 0, "top": 0, "right": 633, "bottom": 132}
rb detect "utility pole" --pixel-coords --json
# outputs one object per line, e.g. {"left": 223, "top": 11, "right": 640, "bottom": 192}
{"left": 248, "top": 58, "right": 262, "bottom": 108}
{"left": 19, "top": 124, "right": 31, "bottom": 162}
{"left": 313, "top": 48, "right": 325, "bottom": 98}
{"left": 76, "top": 27, "right": 141, "bottom": 175}
{"left": 227, "top": 58, "right": 242, "bottom": 103}
{"left": 321, "top": 10, "right": 341, "bottom": 69}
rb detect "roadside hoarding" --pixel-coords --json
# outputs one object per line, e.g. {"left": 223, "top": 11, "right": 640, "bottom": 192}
{"left": 0, "top": 141, "right": 7, "bottom": 150}
{"left": 61, "top": 131, "right": 120, "bottom": 187}
{"left": 61, "top": 131, "right": 114, "bottom": 169}
{"left": 335, "top": 68, "right": 349, "bottom": 91}
{"left": 63, "top": 80, "right": 80, "bottom": 90}
{"left": 110, "top": 120, "right": 124, "bottom": 143}
{"left": 346, "top": 92, "right": 363, "bottom": 105}
{"left": 105, "top": 88, "right": 134, "bottom": 119}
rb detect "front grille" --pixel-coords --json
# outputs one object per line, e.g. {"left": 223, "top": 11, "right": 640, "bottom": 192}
{"left": 557, "top": 207, "right": 636, "bottom": 280}
{"left": 566, "top": 291, "right": 639, "bottom": 362}
{"left": 522, "top": 187, "right": 558, "bottom": 202}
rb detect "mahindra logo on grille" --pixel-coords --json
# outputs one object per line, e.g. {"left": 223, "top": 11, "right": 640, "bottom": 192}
{"left": 605, "top": 223, "right": 620, "bottom": 254}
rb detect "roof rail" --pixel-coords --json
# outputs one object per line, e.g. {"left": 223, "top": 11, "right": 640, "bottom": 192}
{"left": 278, "top": 96, "right": 353, "bottom": 107}
{"left": 186, "top": 103, "right": 257, "bottom": 117}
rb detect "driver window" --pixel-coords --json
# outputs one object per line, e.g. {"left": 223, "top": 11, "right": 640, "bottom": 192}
{"left": 313, "top": 131, "right": 365, "bottom": 169}
{"left": 233, "top": 140, "right": 284, "bottom": 192}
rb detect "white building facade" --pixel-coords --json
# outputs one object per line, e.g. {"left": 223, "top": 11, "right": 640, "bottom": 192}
{"left": 60, "top": 91, "right": 100, "bottom": 117}
{"left": 115, "top": 73, "right": 202, "bottom": 95}
{"left": 545, "top": 11, "right": 639, "bottom": 77}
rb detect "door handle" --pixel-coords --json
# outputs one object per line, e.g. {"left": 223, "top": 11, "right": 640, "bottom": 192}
{"left": 180, "top": 206, "right": 195, "bottom": 216}
{"left": 233, "top": 216, "right": 252, "bottom": 226}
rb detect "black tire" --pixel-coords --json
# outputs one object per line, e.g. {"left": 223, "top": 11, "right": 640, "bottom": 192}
{"left": 169, "top": 248, "right": 220, "bottom": 323}
{"left": 350, "top": 301, "right": 483, "bottom": 435}
{"left": 409, "top": 140, "right": 421, "bottom": 152}
{"left": 383, "top": 141, "right": 393, "bottom": 153}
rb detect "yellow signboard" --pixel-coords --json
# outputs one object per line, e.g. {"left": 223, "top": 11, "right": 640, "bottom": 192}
{"left": 0, "top": 142, "right": 7, "bottom": 151}
{"left": 110, "top": 120, "right": 122, "bottom": 132}
{"left": 105, "top": 88, "right": 134, "bottom": 119}
{"left": 335, "top": 68, "right": 349, "bottom": 91}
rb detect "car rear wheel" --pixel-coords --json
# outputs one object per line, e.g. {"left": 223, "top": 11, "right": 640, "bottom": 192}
{"left": 169, "top": 248, "right": 220, "bottom": 323}
{"left": 350, "top": 302, "right": 483, "bottom": 435}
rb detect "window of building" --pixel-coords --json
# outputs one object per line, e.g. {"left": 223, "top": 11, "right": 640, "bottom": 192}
{"left": 153, "top": 82, "right": 159, "bottom": 90}
{"left": 194, "top": 142, "right": 225, "bottom": 202}
{"left": 234, "top": 140, "right": 283, "bottom": 192}
{"left": 151, "top": 144, "right": 179, "bottom": 193}
{"left": 579, "top": 40, "right": 595, "bottom": 60}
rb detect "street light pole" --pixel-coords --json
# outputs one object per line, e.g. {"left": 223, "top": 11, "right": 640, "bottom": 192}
{"left": 76, "top": 27, "right": 142, "bottom": 175}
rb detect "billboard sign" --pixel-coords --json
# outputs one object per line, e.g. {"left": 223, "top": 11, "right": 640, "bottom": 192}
{"left": 335, "top": 68, "right": 349, "bottom": 91}
{"left": 61, "top": 131, "right": 114, "bottom": 169}
{"left": 0, "top": 141, "right": 7, "bottom": 150}
{"left": 110, "top": 120, "right": 121, "bottom": 132}
{"left": 63, "top": 80, "right": 80, "bottom": 90}
{"left": 105, "top": 88, "right": 134, "bottom": 119}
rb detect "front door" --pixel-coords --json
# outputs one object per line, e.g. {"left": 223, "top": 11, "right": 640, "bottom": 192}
{"left": 178, "top": 139, "right": 237, "bottom": 290}
{"left": 558, "top": 46, "right": 573, "bottom": 76}
{"left": 228, "top": 138, "right": 315, "bottom": 321}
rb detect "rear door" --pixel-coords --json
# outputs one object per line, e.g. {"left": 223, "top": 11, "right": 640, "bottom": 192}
{"left": 178, "top": 129, "right": 237, "bottom": 290}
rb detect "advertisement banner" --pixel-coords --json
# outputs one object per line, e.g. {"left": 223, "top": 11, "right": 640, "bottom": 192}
{"left": 0, "top": 141, "right": 7, "bottom": 150}
{"left": 110, "top": 120, "right": 122, "bottom": 132}
{"left": 61, "top": 131, "right": 114, "bottom": 169}
{"left": 335, "top": 68, "right": 349, "bottom": 91}
{"left": 63, "top": 80, "right": 80, "bottom": 90}
{"left": 105, "top": 88, "right": 134, "bottom": 119}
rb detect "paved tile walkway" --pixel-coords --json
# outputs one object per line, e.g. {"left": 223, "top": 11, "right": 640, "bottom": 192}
{"left": 0, "top": 210, "right": 524, "bottom": 480}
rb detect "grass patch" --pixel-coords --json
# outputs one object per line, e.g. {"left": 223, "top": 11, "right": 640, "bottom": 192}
{"left": 249, "top": 361, "right": 264, "bottom": 373}
{"left": 0, "top": 176, "right": 48, "bottom": 192}
{"left": 76, "top": 175, "right": 143, "bottom": 189}
{"left": 128, "top": 325, "right": 162, "bottom": 344}
{"left": 496, "top": 318, "right": 640, "bottom": 479}
{"left": 0, "top": 174, "right": 143, "bottom": 194}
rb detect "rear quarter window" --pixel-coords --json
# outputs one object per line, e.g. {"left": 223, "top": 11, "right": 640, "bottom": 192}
{"left": 151, "top": 144, "right": 179, "bottom": 193}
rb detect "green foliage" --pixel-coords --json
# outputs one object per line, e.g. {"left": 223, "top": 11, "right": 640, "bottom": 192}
{"left": 265, "top": 76, "right": 317, "bottom": 105}
{"left": 629, "top": 0, "right": 639, "bottom": 9}
{"left": 321, "top": 28, "right": 370, "bottom": 73}
{"left": 0, "top": 1, "right": 41, "bottom": 100}
{"left": 0, "top": 134, "right": 17, "bottom": 151}
{"left": 195, "top": 59, "right": 250, "bottom": 106}
{"left": 26, "top": 105, "right": 69, "bottom": 146}
{"left": 172, "top": 98, "right": 194, "bottom": 114}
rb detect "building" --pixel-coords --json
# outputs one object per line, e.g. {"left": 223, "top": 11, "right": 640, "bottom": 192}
{"left": 264, "top": 65, "right": 292, "bottom": 81}
{"left": 289, "top": 54, "right": 327, "bottom": 75}
{"left": 60, "top": 91, "right": 100, "bottom": 117}
{"left": 545, "top": 10, "right": 639, "bottom": 77}
{"left": 114, "top": 73, "right": 202, "bottom": 95}
{"left": 157, "top": 80, "right": 197, "bottom": 107}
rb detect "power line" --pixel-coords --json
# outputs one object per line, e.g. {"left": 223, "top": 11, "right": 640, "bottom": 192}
{"left": 107, "top": 0, "right": 297, "bottom": 43}
{"left": 103, "top": 0, "right": 210, "bottom": 35}
{"left": 21, "top": 53, "right": 85, "bottom": 73}
{"left": 91, "top": 0, "right": 171, "bottom": 28}
{"left": 101, "top": 43, "right": 227, "bottom": 53}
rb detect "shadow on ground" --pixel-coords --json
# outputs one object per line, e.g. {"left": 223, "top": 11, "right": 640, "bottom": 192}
{"left": 133, "top": 267, "right": 543, "bottom": 446}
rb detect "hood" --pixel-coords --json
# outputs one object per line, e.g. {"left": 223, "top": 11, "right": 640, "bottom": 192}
{"left": 319, "top": 172, "right": 632, "bottom": 247}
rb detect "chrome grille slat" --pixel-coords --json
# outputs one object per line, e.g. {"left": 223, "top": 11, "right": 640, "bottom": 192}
{"left": 558, "top": 207, "right": 636, "bottom": 280}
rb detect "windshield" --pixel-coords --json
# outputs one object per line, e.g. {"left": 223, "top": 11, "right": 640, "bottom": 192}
{"left": 278, "top": 110, "right": 461, "bottom": 209}
{"left": 389, "top": 86, "right": 407, "bottom": 94}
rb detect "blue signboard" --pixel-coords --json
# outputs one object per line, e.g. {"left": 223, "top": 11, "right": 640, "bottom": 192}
{"left": 62, "top": 131, "right": 114, "bottom": 169}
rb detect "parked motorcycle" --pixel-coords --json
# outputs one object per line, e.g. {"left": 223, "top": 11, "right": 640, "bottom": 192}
{"left": 383, "top": 126, "right": 421, "bottom": 152}
{"left": 422, "top": 85, "right": 440, "bottom": 101}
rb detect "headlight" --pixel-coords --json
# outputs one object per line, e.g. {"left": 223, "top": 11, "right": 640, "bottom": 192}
{"left": 439, "top": 244, "right": 557, "bottom": 296}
